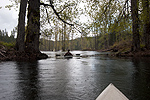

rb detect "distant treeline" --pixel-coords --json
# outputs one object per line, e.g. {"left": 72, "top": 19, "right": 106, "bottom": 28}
{"left": 40, "top": 36, "right": 104, "bottom": 51}
{"left": 39, "top": 29, "right": 133, "bottom": 51}
{"left": 0, "top": 29, "right": 16, "bottom": 43}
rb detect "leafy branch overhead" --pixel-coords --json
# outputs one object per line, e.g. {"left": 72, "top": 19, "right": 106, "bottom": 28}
{"left": 40, "top": 1, "right": 74, "bottom": 26}
{"left": 40, "top": 0, "right": 90, "bottom": 38}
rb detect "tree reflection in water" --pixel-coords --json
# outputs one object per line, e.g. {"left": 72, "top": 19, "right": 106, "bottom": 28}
{"left": 16, "top": 61, "right": 41, "bottom": 100}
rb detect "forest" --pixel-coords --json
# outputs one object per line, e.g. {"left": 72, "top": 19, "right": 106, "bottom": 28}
{"left": 0, "top": 0, "right": 150, "bottom": 60}
{"left": 0, "top": 29, "right": 15, "bottom": 44}
{"left": 39, "top": 0, "right": 149, "bottom": 52}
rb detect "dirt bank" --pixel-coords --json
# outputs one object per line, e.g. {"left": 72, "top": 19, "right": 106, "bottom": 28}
{"left": 99, "top": 40, "right": 150, "bottom": 57}
{"left": 0, "top": 44, "right": 48, "bottom": 61}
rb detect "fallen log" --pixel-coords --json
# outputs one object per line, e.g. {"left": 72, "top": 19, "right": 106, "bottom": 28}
{"left": 0, "top": 51, "right": 6, "bottom": 58}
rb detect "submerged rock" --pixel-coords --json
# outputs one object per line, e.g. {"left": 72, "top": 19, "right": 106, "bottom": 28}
{"left": 37, "top": 53, "right": 48, "bottom": 60}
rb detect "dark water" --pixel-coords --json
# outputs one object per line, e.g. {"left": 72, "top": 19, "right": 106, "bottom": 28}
{"left": 0, "top": 51, "right": 150, "bottom": 100}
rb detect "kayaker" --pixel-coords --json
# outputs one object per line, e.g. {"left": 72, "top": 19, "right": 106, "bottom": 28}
{"left": 64, "top": 50, "right": 73, "bottom": 56}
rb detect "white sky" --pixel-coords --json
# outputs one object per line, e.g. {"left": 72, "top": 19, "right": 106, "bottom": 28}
{"left": 0, "top": 0, "right": 18, "bottom": 36}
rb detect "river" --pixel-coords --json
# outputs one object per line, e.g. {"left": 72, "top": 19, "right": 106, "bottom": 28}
{"left": 0, "top": 51, "right": 150, "bottom": 100}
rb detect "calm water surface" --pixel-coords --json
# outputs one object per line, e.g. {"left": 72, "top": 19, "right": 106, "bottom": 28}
{"left": 0, "top": 51, "right": 150, "bottom": 100}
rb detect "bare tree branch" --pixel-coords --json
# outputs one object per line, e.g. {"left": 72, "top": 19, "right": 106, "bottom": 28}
{"left": 116, "top": 0, "right": 129, "bottom": 23}
{"left": 41, "top": 1, "right": 89, "bottom": 35}
{"left": 58, "top": 3, "right": 75, "bottom": 14}
{"left": 40, "top": 1, "right": 74, "bottom": 26}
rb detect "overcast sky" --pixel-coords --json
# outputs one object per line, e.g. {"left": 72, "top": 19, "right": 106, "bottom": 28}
{"left": 0, "top": 0, "right": 18, "bottom": 35}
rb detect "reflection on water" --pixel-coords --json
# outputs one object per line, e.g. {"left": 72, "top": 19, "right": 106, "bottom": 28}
{"left": 15, "top": 62, "right": 40, "bottom": 100}
{"left": 0, "top": 51, "right": 150, "bottom": 100}
{"left": 132, "top": 58, "right": 150, "bottom": 100}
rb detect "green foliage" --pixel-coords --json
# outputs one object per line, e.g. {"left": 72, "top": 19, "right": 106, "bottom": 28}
{"left": 7, "top": 0, "right": 149, "bottom": 51}
{"left": 40, "top": 0, "right": 85, "bottom": 50}
{"left": 5, "top": 0, "right": 20, "bottom": 11}
{"left": 0, "top": 41, "right": 15, "bottom": 49}
{"left": 5, "top": 5, "right": 13, "bottom": 10}
{"left": 39, "top": 36, "right": 96, "bottom": 51}
{"left": 39, "top": 38, "right": 54, "bottom": 51}
{"left": 84, "top": 0, "right": 134, "bottom": 50}
{"left": 2, "top": 41, "right": 15, "bottom": 48}
{"left": 0, "top": 29, "right": 16, "bottom": 44}
{"left": 140, "top": 44, "right": 145, "bottom": 48}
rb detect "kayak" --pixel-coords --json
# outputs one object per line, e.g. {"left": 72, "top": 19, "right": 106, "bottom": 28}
{"left": 96, "top": 83, "right": 129, "bottom": 100}
{"left": 64, "top": 55, "right": 73, "bottom": 58}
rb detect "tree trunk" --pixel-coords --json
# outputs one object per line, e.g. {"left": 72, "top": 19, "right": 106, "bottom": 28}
{"left": 49, "top": 36, "right": 51, "bottom": 51}
{"left": 55, "top": 32, "right": 58, "bottom": 51}
{"left": 16, "top": 0, "right": 28, "bottom": 52}
{"left": 63, "top": 23, "right": 66, "bottom": 51}
{"left": 25, "top": 0, "right": 40, "bottom": 53}
{"left": 142, "top": 0, "right": 150, "bottom": 49}
{"left": 131, "top": 0, "right": 140, "bottom": 51}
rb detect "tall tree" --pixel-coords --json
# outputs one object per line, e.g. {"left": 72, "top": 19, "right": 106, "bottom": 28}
{"left": 25, "top": 0, "right": 40, "bottom": 53}
{"left": 16, "top": 0, "right": 28, "bottom": 52}
{"left": 142, "top": 0, "right": 150, "bottom": 49}
{"left": 131, "top": 0, "right": 140, "bottom": 51}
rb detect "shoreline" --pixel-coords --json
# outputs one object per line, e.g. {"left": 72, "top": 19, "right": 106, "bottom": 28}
{"left": 1, "top": 46, "right": 150, "bottom": 61}
{"left": 0, "top": 47, "right": 48, "bottom": 61}
{"left": 98, "top": 48, "right": 150, "bottom": 58}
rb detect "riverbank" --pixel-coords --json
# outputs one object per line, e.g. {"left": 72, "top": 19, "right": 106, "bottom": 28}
{"left": 1, "top": 42, "right": 150, "bottom": 61}
{"left": 0, "top": 43, "right": 48, "bottom": 61}
{"left": 109, "top": 49, "right": 150, "bottom": 57}
{"left": 98, "top": 40, "right": 150, "bottom": 57}
{"left": 100, "top": 46, "right": 150, "bottom": 57}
